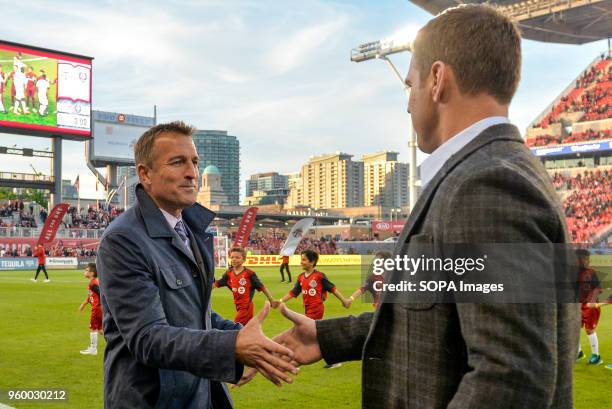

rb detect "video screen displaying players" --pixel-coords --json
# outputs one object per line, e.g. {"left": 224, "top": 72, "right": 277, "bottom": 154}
{"left": 0, "top": 41, "right": 92, "bottom": 138}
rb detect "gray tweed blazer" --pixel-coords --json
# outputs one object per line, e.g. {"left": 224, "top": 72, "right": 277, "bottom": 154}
{"left": 316, "top": 124, "right": 580, "bottom": 409}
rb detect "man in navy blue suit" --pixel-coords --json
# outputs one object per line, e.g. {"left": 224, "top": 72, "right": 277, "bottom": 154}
{"left": 97, "top": 121, "right": 297, "bottom": 409}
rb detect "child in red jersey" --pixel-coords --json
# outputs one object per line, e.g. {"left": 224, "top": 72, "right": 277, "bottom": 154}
{"left": 78, "top": 263, "right": 103, "bottom": 355}
{"left": 280, "top": 249, "right": 351, "bottom": 320}
{"left": 348, "top": 250, "right": 392, "bottom": 308}
{"left": 214, "top": 247, "right": 279, "bottom": 325}
{"left": 575, "top": 249, "right": 604, "bottom": 365}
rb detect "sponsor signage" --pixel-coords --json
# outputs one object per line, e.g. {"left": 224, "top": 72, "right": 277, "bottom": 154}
{"left": 46, "top": 257, "right": 78, "bottom": 269}
{"left": 243, "top": 254, "right": 363, "bottom": 267}
{"left": 0, "top": 257, "right": 37, "bottom": 270}
{"left": 372, "top": 220, "right": 405, "bottom": 233}
{"left": 532, "top": 140, "right": 612, "bottom": 157}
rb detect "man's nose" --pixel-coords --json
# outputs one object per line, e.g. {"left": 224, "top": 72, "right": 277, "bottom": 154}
{"left": 185, "top": 163, "right": 198, "bottom": 179}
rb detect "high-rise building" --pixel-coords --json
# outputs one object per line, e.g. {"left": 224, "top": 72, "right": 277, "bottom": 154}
{"left": 361, "top": 151, "right": 409, "bottom": 208}
{"left": 299, "top": 153, "right": 364, "bottom": 209}
{"left": 117, "top": 166, "right": 138, "bottom": 208}
{"left": 192, "top": 130, "right": 240, "bottom": 205}
{"left": 245, "top": 172, "right": 288, "bottom": 197}
{"left": 286, "top": 172, "right": 303, "bottom": 208}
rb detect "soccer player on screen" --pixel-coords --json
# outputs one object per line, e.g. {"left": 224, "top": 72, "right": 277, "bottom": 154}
{"left": 214, "top": 247, "right": 279, "bottom": 325}
{"left": 12, "top": 65, "right": 28, "bottom": 115}
{"left": 36, "top": 71, "right": 51, "bottom": 116}
{"left": 25, "top": 66, "right": 37, "bottom": 111}
{"left": 280, "top": 249, "right": 351, "bottom": 320}
{"left": 576, "top": 249, "right": 604, "bottom": 365}
{"left": 0, "top": 65, "right": 7, "bottom": 114}
{"left": 78, "top": 263, "right": 103, "bottom": 355}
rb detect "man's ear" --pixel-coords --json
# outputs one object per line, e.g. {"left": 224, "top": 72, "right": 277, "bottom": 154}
{"left": 137, "top": 163, "right": 151, "bottom": 187}
{"left": 430, "top": 61, "right": 447, "bottom": 103}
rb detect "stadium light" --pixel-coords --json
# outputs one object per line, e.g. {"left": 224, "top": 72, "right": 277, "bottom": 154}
{"left": 351, "top": 25, "right": 419, "bottom": 212}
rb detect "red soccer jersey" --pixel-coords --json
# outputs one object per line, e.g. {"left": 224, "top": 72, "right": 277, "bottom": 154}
{"left": 88, "top": 278, "right": 102, "bottom": 311}
{"left": 578, "top": 267, "right": 601, "bottom": 304}
{"left": 282, "top": 256, "right": 289, "bottom": 264}
{"left": 25, "top": 72, "right": 37, "bottom": 90}
{"left": 290, "top": 270, "right": 336, "bottom": 318}
{"left": 34, "top": 247, "right": 46, "bottom": 265}
{"left": 216, "top": 268, "right": 265, "bottom": 308}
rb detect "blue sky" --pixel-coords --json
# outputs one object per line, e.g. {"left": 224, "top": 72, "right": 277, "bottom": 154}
{"left": 0, "top": 0, "right": 608, "bottom": 199}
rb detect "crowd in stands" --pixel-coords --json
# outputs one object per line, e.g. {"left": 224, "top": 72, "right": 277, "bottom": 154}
{"left": 527, "top": 128, "right": 612, "bottom": 147}
{"left": 0, "top": 200, "right": 38, "bottom": 228}
{"left": 534, "top": 54, "right": 611, "bottom": 129}
{"left": 49, "top": 241, "right": 97, "bottom": 258}
{"left": 552, "top": 169, "right": 612, "bottom": 243}
{"left": 236, "top": 230, "right": 339, "bottom": 254}
{"left": 63, "top": 204, "right": 124, "bottom": 229}
{"left": 0, "top": 243, "right": 97, "bottom": 258}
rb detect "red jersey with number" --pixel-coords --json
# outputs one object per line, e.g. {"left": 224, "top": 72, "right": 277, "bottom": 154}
{"left": 215, "top": 268, "right": 265, "bottom": 308}
{"left": 290, "top": 270, "right": 336, "bottom": 319}
{"left": 88, "top": 278, "right": 102, "bottom": 311}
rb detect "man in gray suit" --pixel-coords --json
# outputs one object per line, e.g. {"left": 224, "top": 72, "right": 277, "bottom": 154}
{"left": 97, "top": 121, "right": 297, "bottom": 409}
{"left": 261, "top": 4, "right": 580, "bottom": 408}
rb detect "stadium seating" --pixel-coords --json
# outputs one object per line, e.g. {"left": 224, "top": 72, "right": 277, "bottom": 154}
{"left": 551, "top": 168, "right": 612, "bottom": 244}
{"left": 526, "top": 54, "right": 611, "bottom": 148}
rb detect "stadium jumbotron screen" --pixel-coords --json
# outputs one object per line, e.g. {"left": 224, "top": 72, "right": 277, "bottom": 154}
{"left": 0, "top": 40, "right": 92, "bottom": 140}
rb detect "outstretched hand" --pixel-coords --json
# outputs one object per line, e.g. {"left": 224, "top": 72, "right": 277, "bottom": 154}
{"left": 235, "top": 302, "right": 298, "bottom": 386}
{"left": 274, "top": 303, "right": 322, "bottom": 366}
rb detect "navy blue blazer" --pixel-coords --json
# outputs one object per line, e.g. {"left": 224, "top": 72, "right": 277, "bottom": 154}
{"left": 98, "top": 184, "right": 243, "bottom": 409}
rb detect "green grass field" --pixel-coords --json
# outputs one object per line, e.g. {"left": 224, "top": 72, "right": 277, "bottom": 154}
{"left": 0, "top": 266, "right": 611, "bottom": 409}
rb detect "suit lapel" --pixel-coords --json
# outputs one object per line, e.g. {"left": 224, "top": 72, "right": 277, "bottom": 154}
{"left": 171, "top": 235, "right": 198, "bottom": 267}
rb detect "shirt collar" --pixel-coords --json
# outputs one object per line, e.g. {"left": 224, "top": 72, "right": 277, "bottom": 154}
{"left": 159, "top": 208, "right": 182, "bottom": 230}
{"left": 420, "top": 116, "right": 510, "bottom": 187}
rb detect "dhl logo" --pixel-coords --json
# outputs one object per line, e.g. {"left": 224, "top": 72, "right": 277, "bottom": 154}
{"left": 245, "top": 256, "right": 283, "bottom": 265}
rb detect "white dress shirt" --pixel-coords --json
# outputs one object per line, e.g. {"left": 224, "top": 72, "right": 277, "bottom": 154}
{"left": 420, "top": 116, "right": 510, "bottom": 188}
{"left": 160, "top": 208, "right": 191, "bottom": 249}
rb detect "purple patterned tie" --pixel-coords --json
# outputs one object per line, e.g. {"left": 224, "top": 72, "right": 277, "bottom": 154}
{"left": 174, "top": 220, "right": 190, "bottom": 250}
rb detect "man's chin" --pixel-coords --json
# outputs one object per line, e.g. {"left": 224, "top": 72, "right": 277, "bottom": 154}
{"left": 178, "top": 193, "right": 197, "bottom": 208}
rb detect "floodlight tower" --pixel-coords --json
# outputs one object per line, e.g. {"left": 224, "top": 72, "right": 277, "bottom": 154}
{"left": 351, "top": 35, "right": 418, "bottom": 211}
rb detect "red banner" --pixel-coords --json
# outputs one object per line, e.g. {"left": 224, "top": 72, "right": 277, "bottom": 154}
{"left": 371, "top": 220, "right": 405, "bottom": 233}
{"left": 37, "top": 203, "right": 70, "bottom": 246}
{"left": 232, "top": 207, "right": 258, "bottom": 248}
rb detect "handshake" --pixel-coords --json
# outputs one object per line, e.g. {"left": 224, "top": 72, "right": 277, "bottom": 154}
{"left": 233, "top": 301, "right": 326, "bottom": 387}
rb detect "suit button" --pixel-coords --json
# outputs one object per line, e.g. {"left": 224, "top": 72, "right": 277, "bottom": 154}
{"left": 176, "top": 279, "right": 183, "bottom": 286}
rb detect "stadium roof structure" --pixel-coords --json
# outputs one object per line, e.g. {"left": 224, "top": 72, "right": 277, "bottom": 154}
{"left": 409, "top": 0, "right": 612, "bottom": 44}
